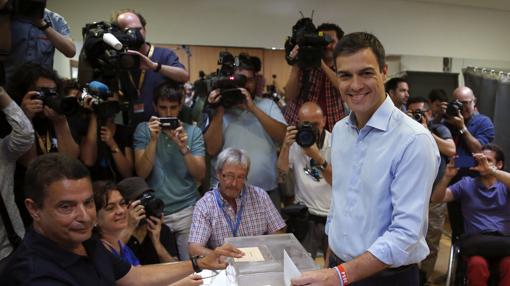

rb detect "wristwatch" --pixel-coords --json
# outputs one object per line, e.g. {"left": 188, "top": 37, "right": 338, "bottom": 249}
{"left": 317, "top": 160, "right": 328, "bottom": 172}
{"left": 38, "top": 21, "right": 51, "bottom": 31}
{"left": 459, "top": 127, "right": 468, "bottom": 135}
{"left": 191, "top": 256, "right": 203, "bottom": 273}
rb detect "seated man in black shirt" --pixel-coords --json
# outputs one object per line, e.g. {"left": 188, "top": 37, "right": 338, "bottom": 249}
{"left": 1, "top": 153, "right": 243, "bottom": 285}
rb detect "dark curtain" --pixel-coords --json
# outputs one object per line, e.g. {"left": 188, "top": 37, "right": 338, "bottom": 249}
{"left": 463, "top": 68, "right": 510, "bottom": 171}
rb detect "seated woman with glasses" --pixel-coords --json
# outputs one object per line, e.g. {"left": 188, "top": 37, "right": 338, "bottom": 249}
{"left": 188, "top": 148, "right": 287, "bottom": 257}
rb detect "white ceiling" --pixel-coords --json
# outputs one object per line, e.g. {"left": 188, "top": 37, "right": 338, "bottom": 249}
{"left": 402, "top": 0, "right": 510, "bottom": 11}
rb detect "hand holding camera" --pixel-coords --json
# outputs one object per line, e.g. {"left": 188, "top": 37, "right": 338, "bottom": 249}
{"left": 127, "top": 199, "right": 146, "bottom": 229}
{"left": 100, "top": 126, "right": 116, "bottom": 148}
{"left": 470, "top": 153, "right": 495, "bottom": 176}
{"left": 146, "top": 214, "right": 165, "bottom": 243}
{"left": 238, "top": 87, "right": 255, "bottom": 112}
{"left": 21, "top": 91, "right": 44, "bottom": 119}
{"left": 283, "top": 125, "right": 298, "bottom": 148}
{"left": 126, "top": 49, "right": 154, "bottom": 71}
{"left": 148, "top": 116, "right": 162, "bottom": 140}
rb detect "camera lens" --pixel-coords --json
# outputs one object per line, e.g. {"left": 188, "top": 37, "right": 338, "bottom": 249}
{"left": 296, "top": 123, "right": 317, "bottom": 147}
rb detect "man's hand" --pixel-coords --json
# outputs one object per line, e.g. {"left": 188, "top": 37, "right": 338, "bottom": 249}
{"left": 445, "top": 110, "right": 465, "bottom": 130}
{"left": 198, "top": 244, "right": 244, "bottom": 270}
{"left": 44, "top": 105, "right": 66, "bottom": 123}
{"left": 127, "top": 200, "right": 146, "bottom": 229}
{"left": 170, "top": 274, "right": 203, "bottom": 286}
{"left": 283, "top": 126, "right": 297, "bottom": 149}
{"left": 148, "top": 116, "right": 161, "bottom": 141}
{"left": 166, "top": 125, "right": 188, "bottom": 152}
{"left": 21, "top": 91, "right": 44, "bottom": 120}
{"left": 288, "top": 45, "right": 299, "bottom": 63}
{"left": 100, "top": 126, "right": 116, "bottom": 148}
{"left": 303, "top": 143, "right": 321, "bottom": 160}
{"left": 291, "top": 268, "right": 340, "bottom": 286}
{"left": 239, "top": 88, "right": 255, "bottom": 112}
{"left": 444, "top": 157, "right": 459, "bottom": 179}
{"left": 207, "top": 89, "right": 222, "bottom": 106}
{"left": 127, "top": 49, "right": 158, "bottom": 71}
{"left": 471, "top": 152, "right": 493, "bottom": 176}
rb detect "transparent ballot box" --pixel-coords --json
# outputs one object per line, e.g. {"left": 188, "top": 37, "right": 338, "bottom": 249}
{"left": 223, "top": 233, "right": 318, "bottom": 286}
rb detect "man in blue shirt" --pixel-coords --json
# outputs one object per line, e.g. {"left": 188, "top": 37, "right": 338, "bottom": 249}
{"left": 292, "top": 32, "right": 440, "bottom": 286}
{"left": 111, "top": 9, "right": 189, "bottom": 127}
{"left": 133, "top": 82, "right": 205, "bottom": 260}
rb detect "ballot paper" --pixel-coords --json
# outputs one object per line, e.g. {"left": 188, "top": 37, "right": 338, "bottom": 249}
{"left": 283, "top": 249, "right": 301, "bottom": 286}
{"left": 234, "top": 247, "right": 265, "bottom": 262}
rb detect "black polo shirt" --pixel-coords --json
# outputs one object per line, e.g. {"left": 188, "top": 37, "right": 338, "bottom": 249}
{"left": 2, "top": 228, "right": 131, "bottom": 285}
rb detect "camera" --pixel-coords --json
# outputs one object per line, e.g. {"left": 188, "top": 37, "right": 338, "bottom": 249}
{"left": 137, "top": 191, "right": 165, "bottom": 219}
{"left": 411, "top": 110, "right": 425, "bottom": 123}
{"left": 5, "top": 0, "right": 46, "bottom": 20}
{"left": 446, "top": 100, "right": 463, "bottom": 118}
{"left": 78, "top": 21, "right": 141, "bottom": 87}
{"left": 295, "top": 122, "right": 318, "bottom": 147}
{"left": 159, "top": 117, "right": 180, "bottom": 129}
{"left": 284, "top": 17, "right": 331, "bottom": 69}
{"left": 79, "top": 81, "right": 120, "bottom": 119}
{"left": 36, "top": 87, "right": 79, "bottom": 116}
{"left": 214, "top": 74, "right": 247, "bottom": 109}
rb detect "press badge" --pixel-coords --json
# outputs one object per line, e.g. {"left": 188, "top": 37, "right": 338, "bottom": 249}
{"left": 133, "top": 101, "right": 145, "bottom": 114}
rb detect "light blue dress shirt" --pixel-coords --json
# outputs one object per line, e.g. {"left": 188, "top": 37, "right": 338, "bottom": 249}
{"left": 327, "top": 96, "right": 440, "bottom": 267}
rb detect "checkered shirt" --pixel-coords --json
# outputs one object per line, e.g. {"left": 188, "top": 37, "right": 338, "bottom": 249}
{"left": 188, "top": 184, "right": 286, "bottom": 249}
{"left": 284, "top": 67, "right": 346, "bottom": 131}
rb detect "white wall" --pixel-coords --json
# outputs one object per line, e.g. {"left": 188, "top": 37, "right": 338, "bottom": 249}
{"left": 48, "top": 0, "right": 510, "bottom": 79}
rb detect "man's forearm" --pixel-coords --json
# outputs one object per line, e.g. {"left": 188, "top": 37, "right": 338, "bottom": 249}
{"left": 251, "top": 105, "right": 286, "bottom": 143}
{"left": 203, "top": 111, "right": 223, "bottom": 156}
{"left": 188, "top": 243, "right": 213, "bottom": 257}
{"left": 118, "top": 261, "right": 194, "bottom": 286}
{"left": 44, "top": 28, "right": 76, "bottom": 58}
{"left": 183, "top": 154, "right": 205, "bottom": 181}
{"left": 321, "top": 61, "right": 339, "bottom": 92}
{"left": 341, "top": 251, "right": 389, "bottom": 284}
{"left": 430, "top": 175, "right": 452, "bottom": 203}
{"left": 54, "top": 120, "right": 79, "bottom": 158}
{"left": 284, "top": 66, "right": 301, "bottom": 101}
{"left": 158, "top": 65, "right": 190, "bottom": 83}
{"left": 135, "top": 140, "right": 157, "bottom": 178}
{"left": 493, "top": 169, "right": 510, "bottom": 190}
{"left": 80, "top": 115, "right": 98, "bottom": 166}
{"left": 461, "top": 130, "right": 482, "bottom": 153}
{"left": 432, "top": 134, "right": 456, "bottom": 157}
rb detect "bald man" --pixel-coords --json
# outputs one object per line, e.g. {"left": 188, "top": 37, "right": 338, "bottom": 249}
{"left": 277, "top": 101, "right": 332, "bottom": 259}
{"left": 111, "top": 9, "right": 189, "bottom": 127}
{"left": 445, "top": 87, "right": 495, "bottom": 159}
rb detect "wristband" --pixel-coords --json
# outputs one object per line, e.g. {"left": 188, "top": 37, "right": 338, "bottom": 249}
{"left": 154, "top": 62, "right": 162, "bottom": 72}
{"left": 38, "top": 21, "right": 51, "bottom": 31}
{"left": 335, "top": 264, "right": 349, "bottom": 285}
{"left": 191, "top": 256, "right": 203, "bottom": 273}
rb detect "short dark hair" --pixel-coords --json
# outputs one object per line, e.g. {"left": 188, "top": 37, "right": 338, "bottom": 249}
{"left": 153, "top": 81, "right": 184, "bottom": 105}
{"left": 92, "top": 180, "right": 119, "bottom": 211}
{"left": 62, "top": 78, "right": 80, "bottom": 96}
{"left": 236, "top": 53, "right": 256, "bottom": 72}
{"left": 25, "top": 153, "right": 90, "bottom": 207}
{"left": 111, "top": 8, "right": 147, "bottom": 28}
{"left": 482, "top": 143, "right": 505, "bottom": 168}
{"left": 406, "top": 96, "right": 430, "bottom": 110}
{"left": 317, "top": 23, "right": 344, "bottom": 40}
{"left": 335, "top": 32, "right": 385, "bottom": 71}
{"left": 6, "top": 63, "right": 61, "bottom": 104}
{"left": 428, "top": 89, "right": 448, "bottom": 103}
{"left": 385, "top": 77, "right": 408, "bottom": 93}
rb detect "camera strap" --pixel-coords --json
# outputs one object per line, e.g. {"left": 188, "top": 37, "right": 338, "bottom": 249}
{"left": 35, "top": 130, "right": 51, "bottom": 154}
{"left": 128, "top": 43, "right": 155, "bottom": 98}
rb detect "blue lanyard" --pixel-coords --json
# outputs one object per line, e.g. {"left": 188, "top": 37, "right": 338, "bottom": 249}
{"left": 214, "top": 187, "right": 245, "bottom": 237}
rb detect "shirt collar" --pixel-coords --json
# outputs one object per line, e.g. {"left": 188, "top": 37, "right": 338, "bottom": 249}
{"left": 27, "top": 227, "right": 98, "bottom": 268}
{"left": 346, "top": 95, "right": 395, "bottom": 132}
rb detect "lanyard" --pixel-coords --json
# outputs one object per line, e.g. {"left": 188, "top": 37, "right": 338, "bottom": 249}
{"left": 36, "top": 130, "right": 51, "bottom": 154}
{"left": 214, "top": 187, "right": 245, "bottom": 237}
{"left": 128, "top": 43, "right": 155, "bottom": 97}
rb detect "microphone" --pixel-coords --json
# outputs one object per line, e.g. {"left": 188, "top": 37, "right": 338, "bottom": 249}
{"left": 87, "top": 81, "right": 110, "bottom": 97}
{"left": 102, "top": 33, "right": 123, "bottom": 50}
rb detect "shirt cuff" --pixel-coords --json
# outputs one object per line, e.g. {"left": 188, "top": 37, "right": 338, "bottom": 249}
{"left": 367, "top": 239, "right": 411, "bottom": 267}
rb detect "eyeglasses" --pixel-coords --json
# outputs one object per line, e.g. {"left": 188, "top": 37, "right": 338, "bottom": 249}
{"left": 460, "top": 100, "right": 473, "bottom": 106}
{"left": 222, "top": 173, "right": 246, "bottom": 183}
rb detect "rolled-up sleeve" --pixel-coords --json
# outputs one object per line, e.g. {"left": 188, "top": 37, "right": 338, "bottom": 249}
{"left": 367, "top": 133, "right": 439, "bottom": 267}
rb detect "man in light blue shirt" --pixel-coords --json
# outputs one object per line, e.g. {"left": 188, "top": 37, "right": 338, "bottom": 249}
{"left": 292, "top": 32, "right": 440, "bottom": 286}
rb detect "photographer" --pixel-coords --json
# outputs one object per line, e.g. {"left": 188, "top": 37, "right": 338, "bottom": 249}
{"left": 111, "top": 9, "right": 189, "bottom": 127}
{"left": 277, "top": 102, "right": 332, "bottom": 260}
{"left": 284, "top": 23, "right": 346, "bottom": 131}
{"left": 405, "top": 96, "right": 455, "bottom": 284}
{"left": 133, "top": 82, "right": 205, "bottom": 260}
{"left": 204, "top": 53, "right": 287, "bottom": 209}
{"left": 80, "top": 91, "right": 134, "bottom": 181}
{"left": 0, "top": 86, "right": 33, "bottom": 263}
{"left": 6, "top": 63, "right": 80, "bottom": 226}
{"left": 0, "top": 0, "right": 75, "bottom": 83}
{"left": 431, "top": 144, "right": 510, "bottom": 286}
{"left": 445, "top": 86, "right": 495, "bottom": 158}
{"left": 385, "top": 77, "right": 409, "bottom": 112}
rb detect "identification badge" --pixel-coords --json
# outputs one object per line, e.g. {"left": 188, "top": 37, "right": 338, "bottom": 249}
{"left": 133, "top": 102, "right": 145, "bottom": 114}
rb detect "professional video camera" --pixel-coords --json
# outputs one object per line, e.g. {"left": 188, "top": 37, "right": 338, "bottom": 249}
{"left": 411, "top": 110, "right": 425, "bottom": 123}
{"left": 446, "top": 100, "right": 463, "bottom": 118}
{"left": 78, "top": 21, "right": 141, "bottom": 88}
{"left": 284, "top": 13, "right": 332, "bottom": 69}
{"left": 295, "top": 121, "right": 318, "bottom": 147}
{"left": 79, "top": 81, "right": 120, "bottom": 120}
{"left": 36, "top": 87, "right": 79, "bottom": 117}
{"left": 137, "top": 191, "right": 164, "bottom": 218}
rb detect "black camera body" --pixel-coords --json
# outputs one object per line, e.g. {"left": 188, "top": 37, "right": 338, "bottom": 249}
{"left": 79, "top": 81, "right": 120, "bottom": 119}
{"left": 213, "top": 74, "right": 247, "bottom": 109}
{"left": 36, "top": 88, "right": 78, "bottom": 116}
{"left": 411, "top": 110, "right": 425, "bottom": 123}
{"left": 6, "top": 0, "right": 46, "bottom": 20}
{"left": 296, "top": 122, "right": 318, "bottom": 147}
{"left": 160, "top": 117, "right": 180, "bottom": 129}
{"left": 285, "top": 17, "right": 331, "bottom": 69}
{"left": 446, "top": 100, "right": 463, "bottom": 118}
{"left": 138, "top": 191, "right": 164, "bottom": 219}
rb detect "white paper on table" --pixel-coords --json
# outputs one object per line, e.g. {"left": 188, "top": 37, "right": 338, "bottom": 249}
{"left": 204, "top": 269, "right": 228, "bottom": 286}
{"left": 283, "top": 249, "right": 301, "bottom": 286}
{"left": 234, "top": 247, "right": 265, "bottom": 262}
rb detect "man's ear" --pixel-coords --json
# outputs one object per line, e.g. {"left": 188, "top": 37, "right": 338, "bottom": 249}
{"left": 25, "top": 198, "right": 41, "bottom": 221}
